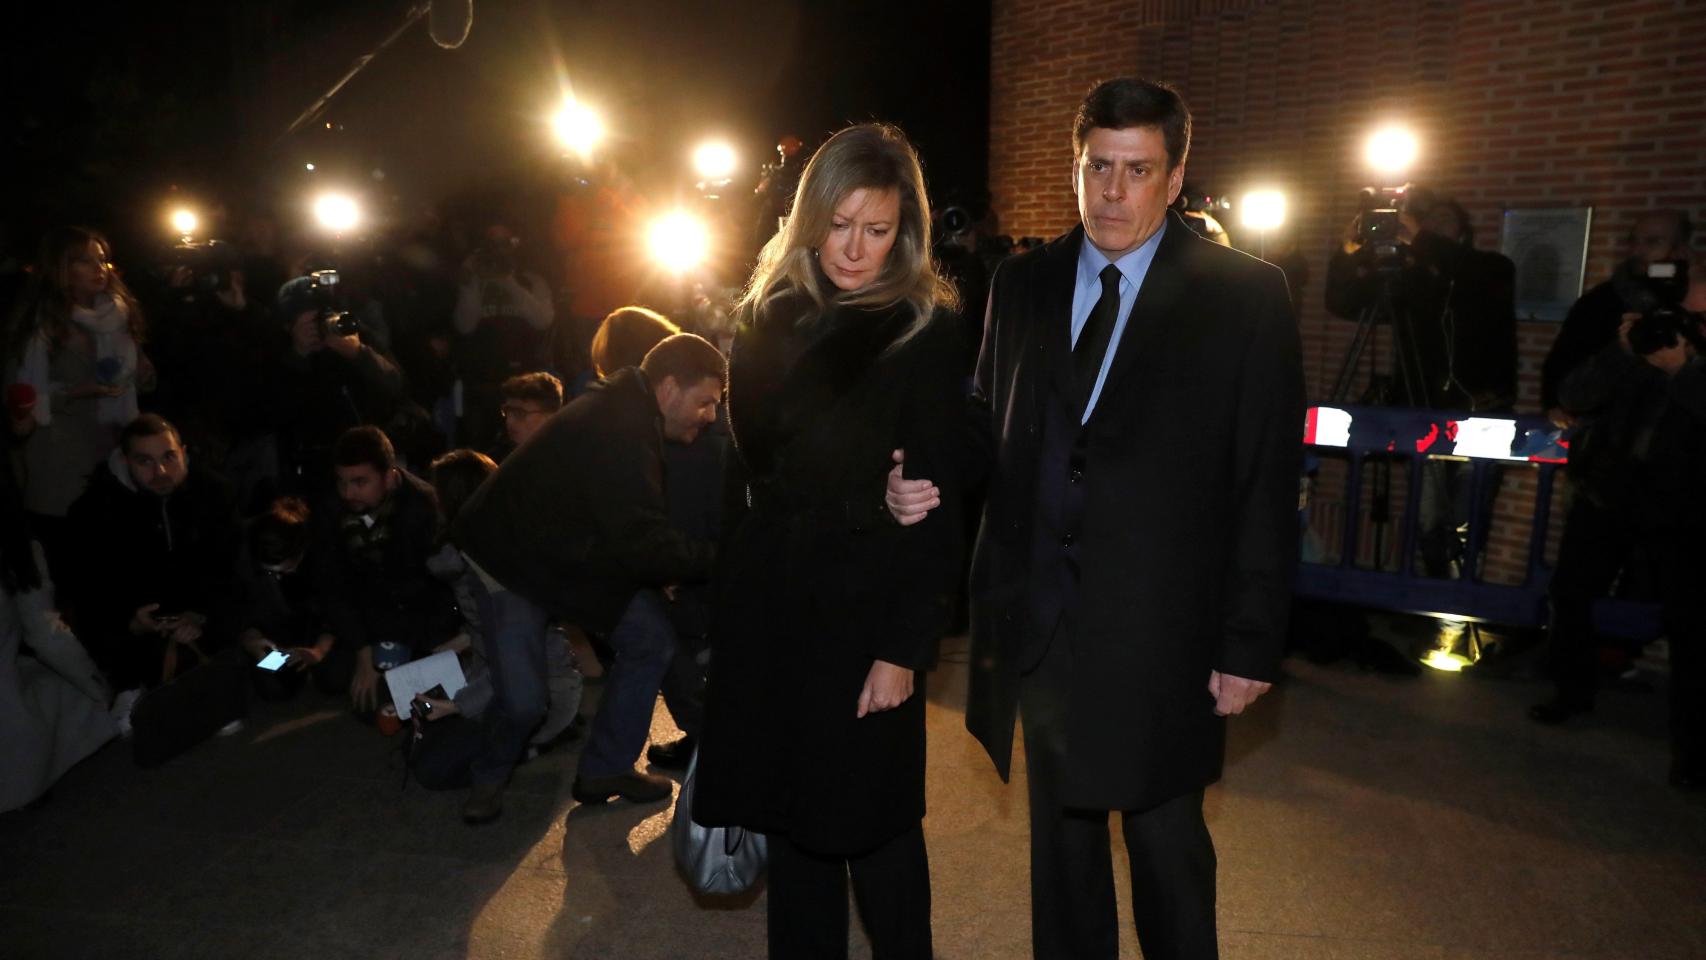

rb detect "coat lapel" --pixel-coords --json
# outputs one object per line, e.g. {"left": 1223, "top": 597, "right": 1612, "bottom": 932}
{"left": 1031, "top": 228, "right": 1085, "bottom": 421}
{"left": 1084, "top": 210, "right": 1194, "bottom": 427}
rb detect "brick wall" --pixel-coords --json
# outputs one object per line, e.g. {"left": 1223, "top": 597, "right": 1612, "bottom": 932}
{"left": 990, "top": 0, "right": 1705, "bottom": 590}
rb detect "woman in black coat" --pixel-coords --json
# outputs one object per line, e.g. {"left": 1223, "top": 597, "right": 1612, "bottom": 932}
{"left": 694, "top": 124, "right": 966, "bottom": 959}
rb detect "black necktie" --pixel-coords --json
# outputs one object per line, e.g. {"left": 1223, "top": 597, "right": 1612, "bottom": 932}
{"left": 1074, "top": 263, "right": 1123, "bottom": 409}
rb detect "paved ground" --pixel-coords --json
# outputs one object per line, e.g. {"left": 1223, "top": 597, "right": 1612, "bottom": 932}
{"left": 4, "top": 633, "right": 1705, "bottom": 960}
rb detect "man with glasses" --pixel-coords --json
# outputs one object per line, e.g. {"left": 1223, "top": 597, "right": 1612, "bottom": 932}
{"left": 493, "top": 371, "right": 563, "bottom": 460}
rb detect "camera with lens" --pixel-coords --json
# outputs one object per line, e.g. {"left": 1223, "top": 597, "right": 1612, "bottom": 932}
{"left": 163, "top": 240, "right": 239, "bottom": 302}
{"left": 1625, "top": 260, "right": 1702, "bottom": 355}
{"left": 307, "top": 269, "right": 360, "bottom": 337}
{"left": 1353, "top": 187, "right": 1411, "bottom": 274}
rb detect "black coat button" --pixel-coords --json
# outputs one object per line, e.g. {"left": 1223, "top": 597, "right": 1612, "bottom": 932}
{"left": 1061, "top": 533, "right": 1075, "bottom": 547}
{"left": 1069, "top": 468, "right": 1084, "bottom": 484}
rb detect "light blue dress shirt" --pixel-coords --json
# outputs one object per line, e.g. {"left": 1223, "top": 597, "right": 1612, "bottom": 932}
{"left": 1069, "top": 220, "right": 1166, "bottom": 422}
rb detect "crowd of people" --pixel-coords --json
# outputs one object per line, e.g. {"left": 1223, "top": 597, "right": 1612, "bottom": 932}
{"left": 2, "top": 73, "right": 1702, "bottom": 960}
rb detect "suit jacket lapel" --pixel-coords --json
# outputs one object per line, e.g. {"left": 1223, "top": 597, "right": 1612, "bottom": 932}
{"left": 1031, "top": 228, "right": 1084, "bottom": 422}
{"left": 1085, "top": 210, "right": 1193, "bottom": 426}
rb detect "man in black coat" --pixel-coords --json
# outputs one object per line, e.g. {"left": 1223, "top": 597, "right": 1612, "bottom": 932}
{"left": 315, "top": 426, "right": 461, "bottom": 714}
{"left": 452, "top": 334, "right": 723, "bottom": 822}
{"left": 893, "top": 79, "right": 1302, "bottom": 959}
{"left": 65, "top": 415, "right": 243, "bottom": 697}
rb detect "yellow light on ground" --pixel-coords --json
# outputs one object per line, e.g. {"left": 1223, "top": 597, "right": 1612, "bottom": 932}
{"left": 1365, "top": 126, "right": 1419, "bottom": 179}
{"left": 1422, "top": 649, "right": 1470, "bottom": 673}
{"left": 170, "top": 208, "right": 199, "bottom": 237}
{"left": 1240, "top": 190, "right": 1287, "bottom": 232}
{"left": 552, "top": 99, "right": 605, "bottom": 159}
{"left": 648, "top": 211, "right": 710, "bottom": 274}
{"left": 312, "top": 193, "right": 361, "bottom": 233}
{"left": 693, "top": 141, "right": 738, "bottom": 180}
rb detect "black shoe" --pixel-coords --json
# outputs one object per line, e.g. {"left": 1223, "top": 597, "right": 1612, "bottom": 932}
{"left": 1529, "top": 699, "right": 1592, "bottom": 725}
{"left": 462, "top": 782, "right": 505, "bottom": 824}
{"left": 571, "top": 770, "right": 673, "bottom": 805}
{"left": 645, "top": 735, "right": 696, "bottom": 770}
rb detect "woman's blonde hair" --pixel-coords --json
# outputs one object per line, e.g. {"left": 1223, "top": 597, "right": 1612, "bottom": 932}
{"left": 737, "top": 124, "right": 955, "bottom": 345}
{"left": 3, "top": 226, "right": 145, "bottom": 368}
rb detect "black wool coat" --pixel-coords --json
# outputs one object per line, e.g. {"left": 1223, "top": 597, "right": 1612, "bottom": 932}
{"left": 453, "top": 368, "right": 716, "bottom": 634}
{"left": 693, "top": 290, "right": 968, "bottom": 856}
{"left": 965, "top": 212, "right": 1305, "bottom": 812}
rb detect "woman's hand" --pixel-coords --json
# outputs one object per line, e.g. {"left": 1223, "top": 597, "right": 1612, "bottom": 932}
{"left": 856, "top": 659, "right": 915, "bottom": 718}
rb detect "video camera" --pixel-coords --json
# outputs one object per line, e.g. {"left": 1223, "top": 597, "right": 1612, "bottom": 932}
{"left": 1354, "top": 186, "right": 1411, "bottom": 274}
{"left": 1624, "top": 259, "right": 1703, "bottom": 355}
{"left": 307, "top": 269, "right": 360, "bottom": 337}
{"left": 162, "top": 240, "right": 240, "bottom": 303}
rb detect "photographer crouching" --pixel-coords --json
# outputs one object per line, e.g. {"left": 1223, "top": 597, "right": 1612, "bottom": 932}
{"left": 1533, "top": 252, "right": 1706, "bottom": 789}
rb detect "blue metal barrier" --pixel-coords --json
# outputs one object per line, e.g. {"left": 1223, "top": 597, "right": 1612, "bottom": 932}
{"left": 1297, "top": 406, "right": 1568, "bottom": 628}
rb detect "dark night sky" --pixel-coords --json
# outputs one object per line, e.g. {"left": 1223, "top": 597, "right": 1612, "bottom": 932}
{"left": 3, "top": 0, "right": 990, "bottom": 253}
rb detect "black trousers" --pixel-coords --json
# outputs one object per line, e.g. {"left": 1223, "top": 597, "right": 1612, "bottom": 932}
{"left": 766, "top": 822, "right": 931, "bottom": 960}
{"left": 1021, "top": 637, "right": 1217, "bottom": 960}
{"left": 1545, "top": 496, "right": 1638, "bottom": 707}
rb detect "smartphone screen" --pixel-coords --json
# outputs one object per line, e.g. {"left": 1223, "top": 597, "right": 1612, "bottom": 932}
{"left": 256, "top": 650, "right": 290, "bottom": 672}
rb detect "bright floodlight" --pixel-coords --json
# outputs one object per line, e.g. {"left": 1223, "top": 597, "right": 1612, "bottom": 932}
{"left": 1240, "top": 191, "right": 1287, "bottom": 232}
{"left": 170, "top": 208, "right": 199, "bottom": 237}
{"left": 693, "top": 141, "right": 738, "bottom": 180}
{"left": 648, "top": 211, "right": 710, "bottom": 274}
{"left": 1365, "top": 126, "right": 1419, "bottom": 178}
{"left": 313, "top": 193, "right": 361, "bottom": 233}
{"left": 552, "top": 99, "right": 605, "bottom": 158}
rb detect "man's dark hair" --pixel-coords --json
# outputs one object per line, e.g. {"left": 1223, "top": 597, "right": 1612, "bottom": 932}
{"left": 500, "top": 371, "right": 564, "bottom": 411}
{"left": 640, "top": 333, "right": 727, "bottom": 390}
{"left": 1629, "top": 209, "right": 1696, "bottom": 247}
{"left": 118, "top": 413, "right": 182, "bottom": 456}
{"left": 332, "top": 425, "right": 396, "bottom": 475}
{"left": 1072, "top": 78, "right": 1192, "bottom": 171}
{"left": 430, "top": 449, "right": 497, "bottom": 531}
{"left": 251, "top": 496, "right": 312, "bottom": 567}
{"left": 592, "top": 306, "right": 681, "bottom": 378}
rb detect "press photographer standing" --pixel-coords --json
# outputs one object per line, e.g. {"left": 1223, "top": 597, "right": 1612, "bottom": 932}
{"left": 1533, "top": 252, "right": 1706, "bottom": 782}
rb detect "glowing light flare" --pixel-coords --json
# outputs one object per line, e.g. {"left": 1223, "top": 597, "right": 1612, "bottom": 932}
{"left": 1365, "top": 126, "right": 1419, "bottom": 178}
{"left": 1422, "top": 649, "right": 1470, "bottom": 673}
{"left": 170, "top": 208, "right": 199, "bottom": 237}
{"left": 312, "top": 193, "right": 361, "bottom": 234}
{"left": 693, "top": 141, "right": 738, "bottom": 180}
{"left": 552, "top": 99, "right": 605, "bottom": 159}
{"left": 647, "top": 211, "right": 711, "bottom": 274}
{"left": 1239, "top": 190, "right": 1287, "bottom": 231}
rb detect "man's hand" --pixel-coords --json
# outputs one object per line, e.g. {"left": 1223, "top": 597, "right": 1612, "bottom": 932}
{"left": 1617, "top": 313, "right": 1641, "bottom": 353}
{"left": 325, "top": 331, "right": 362, "bottom": 360}
{"left": 1545, "top": 406, "right": 1576, "bottom": 430}
{"left": 350, "top": 645, "right": 380, "bottom": 712}
{"left": 168, "top": 613, "right": 205, "bottom": 647}
{"left": 1644, "top": 339, "right": 1691, "bottom": 376}
{"left": 1208, "top": 670, "right": 1271, "bottom": 717}
{"left": 412, "top": 694, "right": 458, "bottom": 721}
{"left": 239, "top": 629, "right": 273, "bottom": 661}
{"left": 856, "top": 659, "right": 915, "bottom": 718}
{"left": 284, "top": 646, "right": 323, "bottom": 672}
{"left": 130, "top": 603, "right": 165, "bottom": 636}
{"left": 885, "top": 449, "right": 939, "bottom": 527}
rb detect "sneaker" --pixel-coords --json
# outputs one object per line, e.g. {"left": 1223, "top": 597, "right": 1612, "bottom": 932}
{"left": 110, "top": 688, "right": 143, "bottom": 739}
{"left": 216, "top": 719, "right": 245, "bottom": 737}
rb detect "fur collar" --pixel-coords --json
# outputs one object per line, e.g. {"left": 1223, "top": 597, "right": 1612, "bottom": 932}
{"left": 729, "top": 290, "right": 917, "bottom": 481}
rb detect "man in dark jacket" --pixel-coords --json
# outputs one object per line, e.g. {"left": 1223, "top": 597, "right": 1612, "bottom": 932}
{"left": 315, "top": 426, "right": 460, "bottom": 714}
{"left": 893, "top": 80, "right": 1303, "bottom": 959}
{"left": 452, "top": 334, "right": 722, "bottom": 823}
{"left": 266, "top": 276, "right": 407, "bottom": 507}
{"left": 66, "top": 415, "right": 242, "bottom": 699}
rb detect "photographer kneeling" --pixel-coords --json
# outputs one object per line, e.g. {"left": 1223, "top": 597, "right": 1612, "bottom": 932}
{"left": 1534, "top": 255, "right": 1706, "bottom": 789}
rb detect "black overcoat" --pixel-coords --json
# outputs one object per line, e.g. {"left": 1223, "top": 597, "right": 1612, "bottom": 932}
{"left": 693, "top": 291, "right": 967, "bottom": 856}
{"left": 965, "top": 212, "right": 1304, "bottom": 811}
